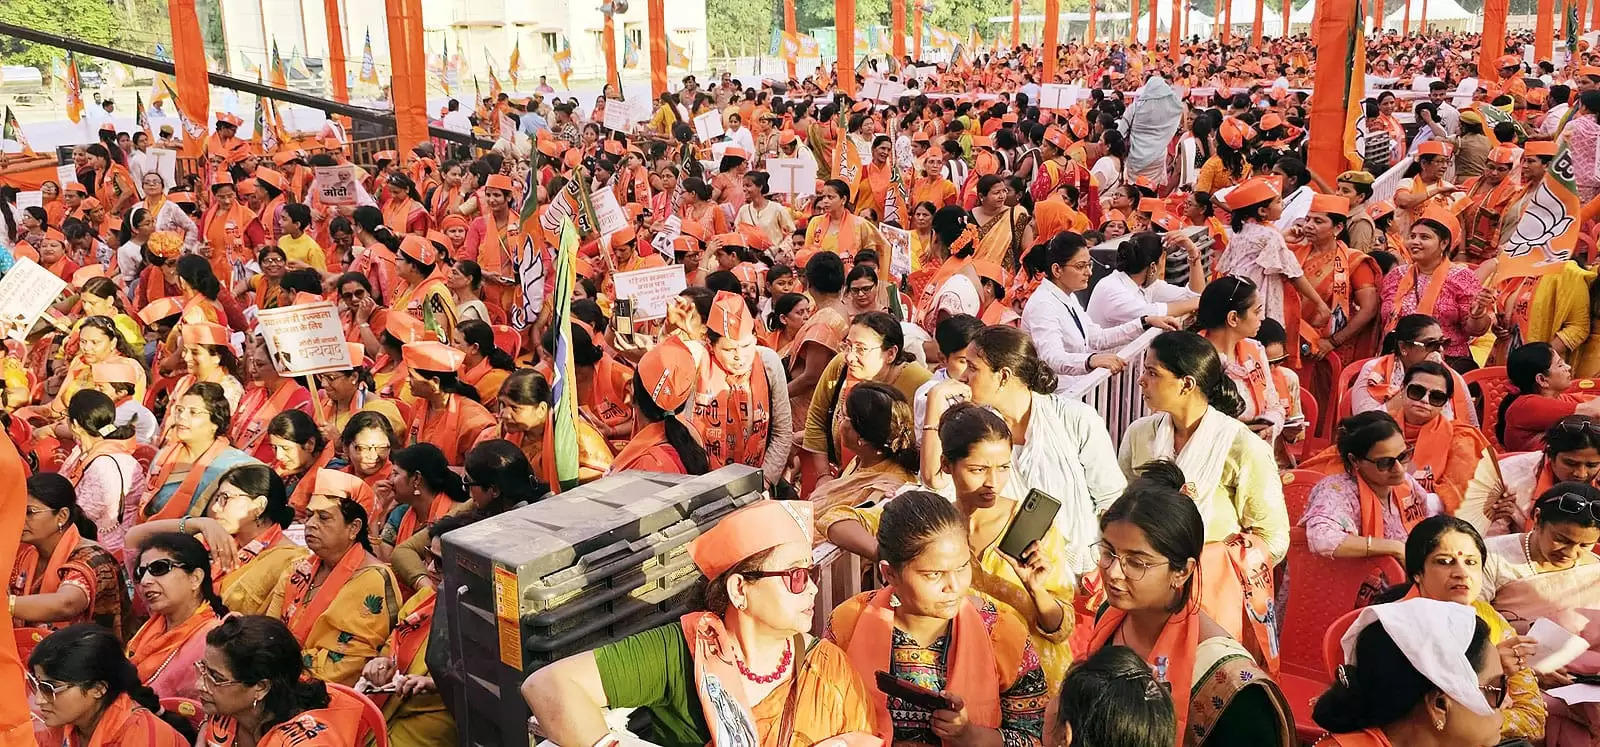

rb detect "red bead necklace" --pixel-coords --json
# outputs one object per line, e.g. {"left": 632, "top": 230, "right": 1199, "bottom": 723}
{"left": 736, "top": 640, "right": 793, "bottom": 684}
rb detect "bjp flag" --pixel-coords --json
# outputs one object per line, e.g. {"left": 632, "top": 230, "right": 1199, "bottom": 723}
{"left": 1495, "top": 143, "right": 1581, "bottom": 284}
{"left": 2, "top": 108, "right": 34, "bottom": 156}
{"left": 64, "top": 52, "right": 84, "bottom": 123}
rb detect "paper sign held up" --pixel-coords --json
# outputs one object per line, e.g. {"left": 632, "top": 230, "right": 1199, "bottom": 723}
{"left": 602, "top": 98, "right": 633, "bottom": 133}
{"left": 1038, "top": 83, "right": 1079, "bottom": 111}
{"left": 613, "top": 264, "right": 688, "bottom": 321}
{"left": 589, "top": 188, "right": 630, "bottom": 239}
{"left": 0, "top": 258, "right": 67, "bottom": 341}
{"left": 766, "top": 157, "right": 817, "bottom": 197}
{"left": 860, "top": 78, "right": 905, "bottom": 102}
{"left": 693, "top": 111, "right": 724, "bottom": 143}
{"left": 255, "top": 301, "right": 351, "bottom": 376}
{"left": 314, "top": 164, "right": 358, "bottom": 206}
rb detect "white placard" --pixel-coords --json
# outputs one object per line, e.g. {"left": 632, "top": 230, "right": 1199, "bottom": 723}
{"left": 254, "top": 301, "right": 351, "bottom": 376}
{"left": 56, "top": 165, "right": 77, "bottom": 189}
{"left": 612, "top": 264, "right": 688, "bottom": 321}
{"left": 651, "top": 215, "right": 682, "bottom": 259}
{"left": 1038, "top": 84, "right": 1078, "bottom": 111}
{"left": 765, "top": 157, "right": 817, "bottom": 197}
{"left": 314, "top": 165, "right": 358, "bottom": 206}
{"left": 913, "top": 64, "right": 938, "bottom": 81}
{"left": 860, "top": 78, "right": 905, "bottom": 102}
{"left": 710, "top": 141, "right": 731, "bottom": 162}
{"left": 152, "top": 148, "right": 177, "bottom": 190}
{"left": 1529, "top": 618, "right": 1589, "bottom": 675}
{"left": 588, "top": 187, "right": 629, "bottom": 238}
{"left": 880, "top": 223, "right": 912, "bottom": 280}
{"left": 602, "top": 98, "right": 632, "bottom": 132}
{"left": 14, "top": 191, "right": 41, "bottom": 211}
{"left": 693, "top": 111, "right": 724, "bottom": 143}
{"left": 0, "top": 258, "right": 68, "bottom": 341}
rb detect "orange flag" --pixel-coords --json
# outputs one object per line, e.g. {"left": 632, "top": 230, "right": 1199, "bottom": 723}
{"left": 167, "top": 0, "right": 209, "bottom": 158}
{"left": 323, "top": 0, "right": 349, "bottom": 102}
{"left": 1043, "top": 0, "right": 1060, "bottom": 81}
{"left": 1537, "top": 0, "right": 1555, "bottom": 61}
{"left": 1479, "top": 0, "right": 1508, "bottom": 81}
{"left": 385, "top": 0, "right": 429, "bottom": 156}
{"left": 649, "top": 0, "right": 669, "bottom": 98}
{"left": 1308, "top": 0, "right": 1363, "bottom": 182}
{"left": 1494, "top": 143, "right": 1582, "bottom": 285}
{"left": 837, "top": 0, "right": 856, "bottom": 96}
{"left": 64, "top": 53, "right": 84, "bottom": 124}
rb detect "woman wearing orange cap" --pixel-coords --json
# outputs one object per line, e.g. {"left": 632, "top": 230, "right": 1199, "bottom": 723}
{"left": 525, "top": 499, "right": 877, "bottom": 747}
{"left": 231, "top": 336, "right": 313, "bottom": 463}
{"left": 142, "top": 382, "right": 254, "bottom": 524}
{"left": 1292, "top": 194, "right": 1383, "bottom": 367}
{"left": 391, "top": 234, "right": 458, "bottom": 342}
{"left": 9, "top": 473, "right": 128, "bottom": 634}
{"left": 160, "top": 321, "right": 244, "bottom": 435}
{"left": 460, "top": 174, "right": 524, "bottom": 312}
{"left": 132, "top": 230, "right": 184, "bottom": 313}
{"left": 453, "top": 319, "right": 515, "bottom": 404}
{"left": 1379, "top": 208, "right": 1492, "bottom": 372}
{"left": 1195, "top": 117, "right": 1253, "bottom": 193}
{"left": 1394, "top": 141, "right": 1460, "bottom": 238}
{"left": 611, "top": 336, "right": 711, "bottom": 475}
{"left": 403, "top": 341, "right": 495, "bottom": 466}
{"left": 827, "top": 490, "right": 1047, "bottom": 746}
{"left": 691, "top": 291, "right": 792, "bottom": 480}
{"left": 198, "top": 178, "right": 258, "bottom": 288}
{"left": 36, "top": 228, "right": 78, "bottom": 282}
{"left": 438, "top": 213, "right": 470, "bottom": 258}
{"left": 266, "top": 469, "right": 395, "bottom": 686}
{"left": 1214, "top": 177, "right": 1331, "bottom": 357}
{"left": 1457, "top": 145, "right": 1525, "bottom": 267}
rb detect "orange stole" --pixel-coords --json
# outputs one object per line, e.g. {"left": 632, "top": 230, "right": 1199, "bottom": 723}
{"left": 1385, "top": 261, "right": 1451, "bottom": 332}
{"left": 125, "top": 607, "right": 219, "bottom": 683}
{"left": 280, "top": 544, "right": 366, "bottom": 643}
{"left": 41, "top": 693, "right": 185, "bottom": 747}
{"left": 11, "top": 525, "right": 83, "bottom": 596}
{"left": 1089, "top": 605, "right": 1200, "bottom": 747}
{"left": 1197, "top": 534, "right": 1278, "bottom": 676}
{"left": 692, "top": 353, "right": 771, "bottom": 470}
{"left": 140, "top": 438, "right": 232, "bottom": 521}
{"left": 839, "top": 589, "right": 1001, "bottom": 739}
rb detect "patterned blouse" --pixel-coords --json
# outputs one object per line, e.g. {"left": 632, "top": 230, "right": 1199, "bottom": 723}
{"left": 1379, "top": 263, "right": 1484, "bottom": 358}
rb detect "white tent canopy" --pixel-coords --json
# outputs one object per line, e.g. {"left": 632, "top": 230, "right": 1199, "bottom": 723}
{"left": 1382, "top": 0, "right": 1475, "bottom": 28}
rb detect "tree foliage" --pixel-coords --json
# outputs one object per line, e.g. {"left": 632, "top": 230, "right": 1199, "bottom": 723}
{"left": 0, "top": 0, "right": 119, "bottom": 69}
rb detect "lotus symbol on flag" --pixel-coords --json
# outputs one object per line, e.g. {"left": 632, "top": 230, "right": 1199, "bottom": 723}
{"left": 1504, "top": 182, "right": 1573, "bottom": 264}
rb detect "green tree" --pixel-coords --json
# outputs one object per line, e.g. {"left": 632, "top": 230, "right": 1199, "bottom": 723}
{"left": 0, "top": 0, "right": 119, "bottom": 69}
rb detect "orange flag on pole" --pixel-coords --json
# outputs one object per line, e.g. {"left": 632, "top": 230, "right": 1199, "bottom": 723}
{"left": 64, "top": 52, "right": 84, "bottom": 124}
{"left": 323, "top": 0, "right": 349, "bottom": 102}
{"left": 1042, "top": 0, "right": 1059, "bottom": 81}
{"left": 650, "top": 0, "right": 669, "bottom": 98}
{"left": 1537, "top": 0, "right": 1555, "bottom": 61}
{"left": 837, "top": 0, "right": 856, "bottom": 96}
{"left": 166, "top": 0, "right": 209, "bottom": 157}
{"left": 384, "top": 0, "right": 429, "bottom": 156}
{"left": 1495, "top": 143, "right": 1581, "bottom": 284}
{"left": 1253, "top": 0, "right": 1265, "bottom": 45}
{"left": 1479, "top": 0, "right": 1508, "bottom": 81}
{"left": 1308, "top": 0, "right": 1365, "bottom": 181}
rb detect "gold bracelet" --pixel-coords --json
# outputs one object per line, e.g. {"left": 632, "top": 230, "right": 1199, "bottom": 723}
{"left": 1365, "top": 536, "right": 1372, "bottom": 554}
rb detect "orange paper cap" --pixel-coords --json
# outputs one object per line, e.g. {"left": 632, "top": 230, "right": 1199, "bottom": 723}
{"left": 90, "top": 359, "right": 141, "bottom": 386}
{"left": 399, "top": 234, "right": 438, "bottom": 266}
{"left": 215, "top": 113, "right": 243, "bottom": 127}
{"left": 182, "top": 321, "right": 230, "bottom": 347}
{"left": 1136, "top": 197, "right": 1166, "bottom": 215}
{"left": 688, "top": 500, "right": 813, "bottom": 579}
{"left": 71, "top": 264, "right": 107, "bottom": 288}
{"left": 1488, "top": 144, "right": 1522, "bottom": 164}
{"left": 1309, "top": 193, "right": 1352, "bottom": 217}
{"left": 1219, "top": 117, "right": 1255, "bottom": 149}
{"left": 440, "top": 214, "right": 469, "bottom": 232}
{"left": 637, "top": 335, "right": 696, "bottom": 412}
{"left": 972, "top": 260, "right": 1008, "bottom": 286}
{"left": 1224, "top": 177, "right": 1279, "bottom": 211}
{"left": 63, "top": 181, "right": 88, "bottom": 195}
{"left": 137, "top": 297, "right": 184, "bottom": 326}
{"left": 707, "top": 291, "right": 755, "bottom": 340}
{"left": 678, "top": 220, "right": 709, "bottom": 242}
{"left": 1416, "top": 141, "right": 1453, "bottom": 157}
{"left": 254, "top": 167, "right": 288, "bottom": 191}
{"left": 308, "top": 468, "right": 376, "bottom": 516}
{"left": 380, "top": 310, "right": 427, "bottom": 344}
{"left": 1498, "top": 54, "right": 1522, "bottom": 69}
{"left": 484, "top": 174, "right": 516, "bottom": 192}
{"left": 607, "top": 226, "right": 637, "bottom": 249}
{"left": 732, "top": 262, "right": 761, "bottom": 286}
{"left": 401, "top": 340, "right": 465, "bottom": 373}
{"left": 713, "top": 232, "right": 747, "bottom": 249}
{"left": 373, "top": 150, "right": 397, "bottom": 163}
{"left": 1416, "top": 206, "right": 1462, "bottom": 244}
{"left": 1524, "top": 140, "right": 1558, "bottom": 157}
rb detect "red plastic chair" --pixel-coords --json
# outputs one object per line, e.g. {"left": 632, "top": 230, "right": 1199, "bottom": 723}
{"left": 1322, "top": 607, "right": 1366, "bottom": 680}
{"left": 159, "top": 697, "right": 205, "bottom": 731}
{"left": 1465, "top": 366, "right": 1511, "bottom": 451}
{"left": 1297, "top": 388, "right": 1322, "bottom": 461}
{"left": 1280, "top": 469, "right": 1323, "bottom": 526}
{"left": 326, "top": 682, "right": 389, "bottom": 747}
{"left": 1333, "top": 356, "right": 1372, "bottom": 424}
{"left": 13, "top": 626, "right": 49, "bottom": 663}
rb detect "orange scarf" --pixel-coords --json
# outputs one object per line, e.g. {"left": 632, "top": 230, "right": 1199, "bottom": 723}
{"left": 284, "top": 448, "right": 336, "bottom": 513}
{"left": 12, "top": 525, "right": 83, "bottom": 596}
{"left": 1496, "top": 275, "right": 1538, "bottom": 342}
{"left": 391, "top": 586, "right": 436, "bottom": 676}
{"left": 63, "top": 437, "right": 136, "bottom": 484}
{"left": 281, "top": 543, "right": 366, "bottom": 642}
{"left": 141, "top": 437, "right": 231, "bottom": 521}
{"left": 1357, "top": 472, "right": 1426, "bottom": 538}
{"left": 126, "top": 607, "right": 218, "bottom": 683}
{"left": 51, "top": 693, "right": 184, "bottom": 747}
{"left": 1387, "top": 261, "right": 1451, "bottom": 332}
{"left": 1317, "top": 728, "right": 1395, "bottom": 746}
{"left": 584, "top": 356, "right": 633, "bottom": 430}
{"left": 408, "top": 395, "right": 467, "bottom": 464}
{"left": 809, "top": 211, "right": 861, "bottom": 256}
{"left": 610, "top": 420, "right": 679, "bottom": 472}
{"left": 843, "top": 588, "right": 1001, "bottom": 739}
{"left": 1089, "top": 604, "right": 1201, "bottom": 747}
{"left": 693, "top": 353, "right": 771, "bottom": 470}
{"left": 394, "top": 493, "right": 456, "bottom": 547}
{"left": 230, "top": 381, "right": 303, "bottom": 454}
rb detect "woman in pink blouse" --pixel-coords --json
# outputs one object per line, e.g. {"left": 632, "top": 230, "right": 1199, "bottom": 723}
{"left": 58, "top": 390, "right": 143, "bottom": 560}
{"left": 1559, "top": 90, "right": 1600, "bottom": 202}
{"left": 1378, "top": 207, "right": 1493, "bottom": 372}
{"left": 1301, "top": 410, "right": 1442, "bottom": 559}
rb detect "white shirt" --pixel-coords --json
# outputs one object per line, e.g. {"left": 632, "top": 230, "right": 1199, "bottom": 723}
{"left": 942, "top": 157, "right": 969, "bottom": 185}
{"left": 1436, "top": 101, "right": 1461, "bottom": 136}
{"left": 1021, "top": 279, "right": 1145, "bottom": 393}
{"left": 442, "top": 109, "right": 473, "bottom": 134}
{"left": 1012, "top": 392, "right": 1128, "bottom": 574}
{"left": 115, "top": 399, "right": 159, "bottom": 445}
{"left": 726, "top": 125, "right": 756, "bottom": 157}
{"left": 115, "top": 240, "right": 145, "bottom": 289}
{"left": 1086, "top": 270, "right": 1199, "bottom": 327}
{"left": 1275, "top": 185, "right": 1315, "bottom": 231}
{"left": 1541, "top": 103, "right": 1571, "bottom": 136}
{"left": 1020, "top": 82, "right": 1041, "bottom": 103}
{"left": 912, "top": 368, "right": 951, "bottom": 446}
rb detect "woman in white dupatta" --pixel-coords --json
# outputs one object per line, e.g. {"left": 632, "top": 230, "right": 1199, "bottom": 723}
{"left": 1117, "top": 330, "right": 1289, "bottom": 673}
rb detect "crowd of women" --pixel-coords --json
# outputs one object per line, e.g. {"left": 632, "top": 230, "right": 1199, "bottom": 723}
{"left": 2, "top": 18, "right": 1600, "bottom": 747}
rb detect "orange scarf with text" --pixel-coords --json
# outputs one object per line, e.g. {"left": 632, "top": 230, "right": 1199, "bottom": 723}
{"left": 1089, "top": 602, "right": 1202, "bottom": 747}
{"left": 1387, "top": 261, "right": 1451, "bottom": 332}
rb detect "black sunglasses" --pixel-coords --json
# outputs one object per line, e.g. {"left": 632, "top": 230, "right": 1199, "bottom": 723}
{"left": 1359, "top": 447, "right": 1414, "bottom": 472}
{"left": 1542, "top": 491, "right": 1600, "bottom": 522}
{"left": 1400, "top": 338, "right": 1448, "bottom": 353}
{"left": 135, "top": 558, "right": 191, "bottom": 581}
{"left": 738, "top": 566, "right": 819, "bottom": 594}
{"left": 1404, "top": 383, "right": 1450, "bottom": 407}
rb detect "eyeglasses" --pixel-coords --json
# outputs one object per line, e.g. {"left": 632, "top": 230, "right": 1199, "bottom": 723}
{"left": 349, "top": 443, "right": 391, "bottom": 455}
{"left": 26, "top": 672, "right": 80, "bottom": 701}
{"left": 193, "top": 661, "right": 240, "bottom": 689}
{"left": 840, "top": 341, "right": 882, "bottom": 356}
{"left": 168, "top": 405, "right": 208, "bottom": 420}
{"left": 1063, "top": 260, "right": 1093, "bottom": 272}
{"left": 1481, "top": 673, "right": 1509, "bottom": 709}
{"left": 1094, "top": 542, "right": 1171, "bottom": 581}
{"left": 135, "top": 558, "right": 191, "bottom": 581}
{"left": 847, "top": 284, "right": 876, "bottom": 296}
{"left": 1404, "top": 384, "right": 1450, "bottom": 407}
{"left": 213, "top": 488, "right": 261, "bottom": 505}
{"left": 739, "top": 565, "right": 819, "bottom": 594}
{"left": 1359, "top": 447, "right": 1414, "bottom": 472}
{"left": 1543, "top": 491, "right": 1600, "bottom": 522}
{"left": 1399, "top": 338, "right": 1449, "bottom": 353}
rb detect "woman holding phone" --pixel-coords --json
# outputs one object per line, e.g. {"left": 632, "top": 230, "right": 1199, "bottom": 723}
{"left": 820, "top": 402, "right": 1075, "bottom": 690}
{"left": 826, "top": 490, "right": 1049, "bottom": 746}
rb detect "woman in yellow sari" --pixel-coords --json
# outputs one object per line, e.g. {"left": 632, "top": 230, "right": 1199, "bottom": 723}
{"left": 969, "top": 175, "right": 1033, "bottom": 267}
{"left": 360, "top": 512, "right": 472, "bottom": 747}
{"left": 813, "top": 382, "right": 919, "bottom": 526}
{"left": 127, "top": 462, "right": 306, "bottom": 617}
{"left": 823, "top": 402, "right": 1075, "bottom": 692}
{"left": 803, "top": 180, "right": 884, "bottom": 257}
{"left": 266, "top": 469, "right": 397, "bottom": 686}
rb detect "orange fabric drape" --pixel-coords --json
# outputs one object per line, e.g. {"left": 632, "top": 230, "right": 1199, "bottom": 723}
{"left": 1043, "top": 0, "right": 1060, "bottom": 81}
{"left": 1173, "top": 0, "right": 1185, "bottom": 59}
{"left": 1252, "top": 0, "right": 1265, "bottom": 44}
{"left": 323, "top": 0, "right": 349, "bottom": 103}
{"left": 913, "top": 3, "right": 923, "bottom": 58}
{"left": 1373, "top": 0, "right": 1385, "bottom": 28}
{"left": 1130, "top": 0, "right": 1141, "bottom": 43}
{"left": 894, "top": 0, "right": 908, "bottom": 60}
{"left": 1223, "top": 0, "right": 1233, "bottom": 40}
{"left": 785, "top": 0, "right": 800, "bottom": 78}
{"left": 650, "top": 0, "right": 669, "bottom": 97}
{"left": 1591, "top": 0, "right": 1599, "bottom": 36}
{"left": 1148, "top": 0, "right": 1159, "bottom": 47}
{"left": 1309, "top": 0, "right": 1360, "bottom": 182}
{"left": 1282, "top": 0, "right": 1291, "bottom": 40}
{"left": 1537, "top": 0, "right": 1555, "bottom": 62}
{"left": 1012, "top": 0, "right": 1021, "bottom": 47}
{"left": 384, "top": 0, "right": 429, "bottom": 156}
{"left": 1420, "top": 0, "right": 1429, "bottom": 32}
{"left": 1401, "top": 0, "right": 1410, "bottom": 34}
{"left": 1088, "top": 0, "right": 1098, "bottom": 44}
{"left": 1480, "top": 0, "right": 1508, "bottom": 80}
{"left": 167, "top": 0, "right": 209, "bottom": 159}
{"left": 837, "top": 0, "right": 856, "bottom": 96}
{"left": 603, "top": 13, "right": 619, "bottom": 93}
{"left": 0, "top": 434, "right": 29, "bottom": 747}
